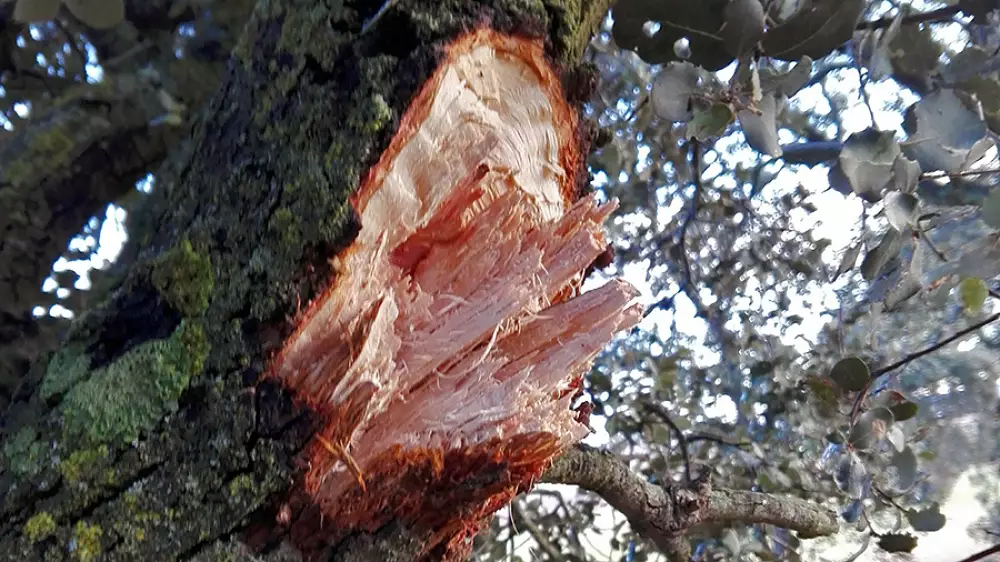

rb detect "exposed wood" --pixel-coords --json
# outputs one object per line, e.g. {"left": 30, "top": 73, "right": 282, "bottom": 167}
{"left": 0, "top": 1, "right": 616, "bottom": 560}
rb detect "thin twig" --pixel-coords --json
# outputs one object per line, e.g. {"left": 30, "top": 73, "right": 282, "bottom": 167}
{"left": 915, "top": 228, "right": 948, "bottom": 263}
{"left": 361, "top": 0, "right": 397, "bottom": 34}
{"left": 645, "top": 141, "right": 703, "bottom": 319}
{"left": 642, "top": 402, "right": 693, "bottom": 483}
{"left": 953, "top": 543, "right": 1000, "bottom": 562}
{"left": 851, "top": 309, "right": 1000, "bottom": 422}
{"left": 921, "top": 167, "right": 1000, "bottom": 180}
{"left": 511, "top": 501, "right": 571, "bottom": 562}
{"left": 914, "top": 228, "right": 1000, "bottom": 301}
{"left": 854, "top": 64, "right": 877, "bottom": 128}
{"left": 687, "top": 433, "right": 750, "bottom": 449}
{"left": 872, "top": 311, "right": 1000, "bottom": 378}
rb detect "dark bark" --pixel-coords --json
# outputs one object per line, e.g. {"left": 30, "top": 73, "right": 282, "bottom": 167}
{"left": 0, "top": 1, "right": 609, "bottom": 560}
{"left": 0, "top": 0, "right": 255, "bottom": 408}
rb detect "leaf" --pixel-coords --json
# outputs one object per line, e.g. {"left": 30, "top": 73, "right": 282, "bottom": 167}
{"left": 864, "top": 11, "right": 903, "bottom": 81}
{"left": 13, "top": 0, "right": 60, "bottom": 22}
{"left": 848, "top": 407, "right": 893, "bottom": 450}
{"left": 890, "top": 155, "right": 921, "bottom": 194}
{"left": 860, "top": 228, "right": 903, "bottom": 282}
{"left": 981, "top": 189, "right": 1000, "bottom": 229}
{"left": 738, "top": 93, "right": 783, "bottom": 157}
{"left": 891, "top": 446, "right": 918, "bottom": 491}
{"left": 902, "top": 89, "right": 989, "bottom": 173}
{"left": 907, "top": 504, "right": 946, "bottom": 532}
{"left": 921, "top": 233, "right": 1000, "bottom": 287}
{"left": 64, "top": 0, "right": 125, "bottom": 29}
{"left": 839, "top": 128, "right": 901, "bottom": 202}
{"left": 958, "top": 277, "right": 988, "bottom": 312}
{"left": 651, "top": 63, "right": 708, "bottom": 122}
{"left": 955, "top": 75, "right": 1000, "bottom": 136}
{"left": 686, "top": 103, "right": 733, "bottom": 141}
{"left": 841, "top": 499, "right": 863, "bottom": 523}
{"left": 884, "top": 192, "right": 920, "bottom": 232}
{"left": 827, "top": 161, "right": 853, "bottom": 196}
{"left": 953, "top": 234, "right": 1000, "bottom": 280}
{"left": 832, "top": 241, "right": 863, "bottom": 281}
{"left": 611, "top": 0, "right": 734, "bottom": 70}
{"left": 910, "top": 240, "right": 938, "bottom": 294}
{"left": 830, "top": 357, "right": 869, "bottom": 392}
{"left": 806, "top": 375, "right": 839, "bottom": 416}
{"left": 759, "top": 57, "right": 813, "bottom": 98}
{"left": 889, "top": 17, "right": 943, "bottom": 93}
{"left": 722, "top": 0, "right": 765, "bottom": 58}
{"left": 886, "top": 425, "right": 905, "bottom": 453}
{"left": 834, "top": 451, "right": 869, "bottom": 499}
{"left": 762, "top": 0, "right": 865, "bottom": 61}
{"left": 721, "top": 528, "right": 741, "bottom": 556}
{"left": 889, "top": 400, "right": 919, "bottom": 422}
{"left": 749, "top": 361, "right": 775, "bottom": 378}
{"left": 878, "top": 533, "right": 918, "bottom": 553}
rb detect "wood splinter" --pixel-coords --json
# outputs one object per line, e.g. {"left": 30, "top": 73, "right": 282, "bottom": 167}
{"left": 267, "top": 27, "right": 644, "bottom": 558}
{"left": 314, "top": 434, "right": 367, "bottom": 493}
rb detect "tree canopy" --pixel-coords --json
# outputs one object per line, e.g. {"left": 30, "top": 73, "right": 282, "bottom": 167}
{"left": 1, "top": 0, "right": 999, "bottom": 561}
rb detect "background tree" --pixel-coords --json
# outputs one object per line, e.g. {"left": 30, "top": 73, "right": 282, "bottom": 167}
{"left": 1, "top": 0, "right": 999, "bottom": 561}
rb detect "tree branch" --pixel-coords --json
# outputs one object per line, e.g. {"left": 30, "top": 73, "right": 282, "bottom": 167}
{"left": 872, "top": 311, "right": 1000, "bottom": 378}
{"left": 701, "top": 489, "right": 837, "bottom": 538}
{"left": 542, "top": 445, "right": 838, "bottom": 560}
{"left": 954, "top": 543, "right": 1000, "bottom": 562}
{"left": 686, "top": 433, "right": 750, "bottom": 449}
{"left": 643, "top": 402, "right": 694, "bottom": 483}
{"left": 511, "top": 501, "right": 573, "bottom": 562}
{"left": 921, "top": 167, "right": 1000, "bottom": 180}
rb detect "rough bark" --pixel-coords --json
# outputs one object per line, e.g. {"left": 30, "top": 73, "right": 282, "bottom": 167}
{"left": 543, "top": 445, "right": 839, "bottom": 561}
{"left": 0, "top": 0, "right": 254, "bottom": 409}
{"left": 0, "top": 1, "right": 611, "bottom": 561}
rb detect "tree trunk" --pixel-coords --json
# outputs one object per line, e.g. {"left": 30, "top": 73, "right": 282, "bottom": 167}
{"left": 0, "top": 1, "right": 612, "bottom": 560}
{"left": 0, "top": 0, "right": 255, "bottom": 412}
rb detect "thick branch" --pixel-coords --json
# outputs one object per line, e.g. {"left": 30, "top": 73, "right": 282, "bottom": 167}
{"left": 543, "top": 445, "right": 838, "bottom": 557}
{"left": 702, "top": 489, "right": 838, "bottom": 538}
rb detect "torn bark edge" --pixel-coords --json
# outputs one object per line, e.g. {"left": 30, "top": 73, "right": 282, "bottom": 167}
{"left": 541, "top": 444, "right": 839, "bottom": 561}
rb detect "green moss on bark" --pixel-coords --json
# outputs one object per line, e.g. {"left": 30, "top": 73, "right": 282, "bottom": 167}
{"left": 60, "top": 321, "right": 210, "bottom": 445}
{"left": 40, "top": 345, "right": 91, "bottom": 400}
{"left": 0, "top": 1, "right": 610, "bottom": 559}
{"left": 151, "top": 239, "right": 215, "bottom": 317}
{"left": 2, "top": 426, "right": 46, "bottom": 477}
{"left": 1, "top": 126, "right": 76, "bottom": 187}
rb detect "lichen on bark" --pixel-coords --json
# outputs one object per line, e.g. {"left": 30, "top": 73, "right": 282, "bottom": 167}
{"left": 0, "top": 1, "right": 615, "bottom": 560}
{"left": 60, "top": 320, "right": 209, "bottom": 446}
